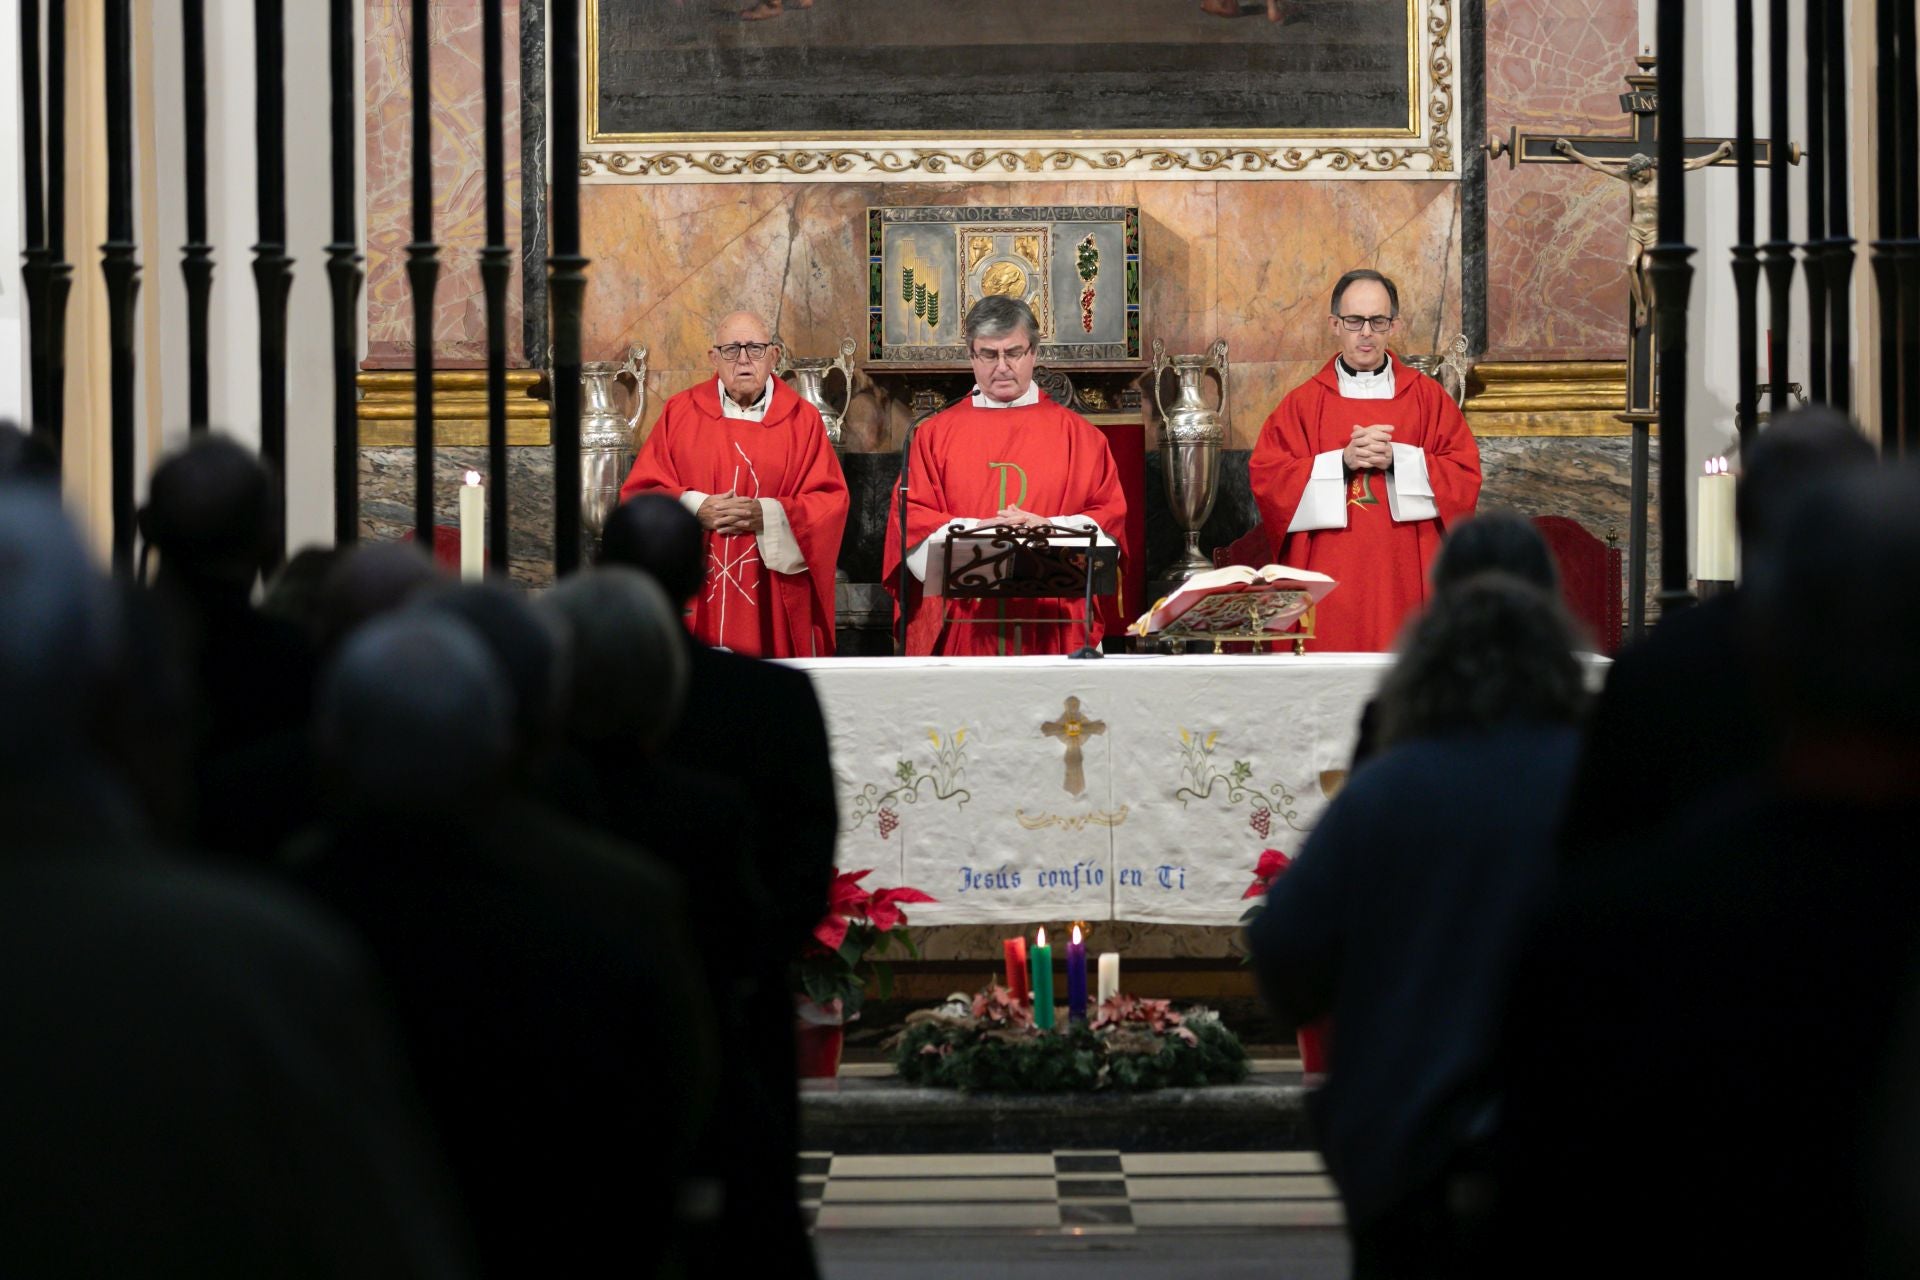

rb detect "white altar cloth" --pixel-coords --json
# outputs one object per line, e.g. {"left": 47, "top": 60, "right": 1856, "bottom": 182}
{"left": 785, "top": 654, "right": 1400, "bottom": 926}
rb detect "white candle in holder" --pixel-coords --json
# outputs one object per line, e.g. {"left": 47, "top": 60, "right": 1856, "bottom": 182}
{"left": 1696, "top": 456, "right": 1736, "bottom": 582}
{"left": 459, "top": 471, "right": 485, "bottom": 581}
{"left": 1096, "top": 952, "right": 1121, "bottom": 1006}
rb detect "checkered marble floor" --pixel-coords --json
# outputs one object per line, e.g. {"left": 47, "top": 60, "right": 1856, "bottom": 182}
{"left": 800, "top": 1149, "right": 1342, "bottom": 1234}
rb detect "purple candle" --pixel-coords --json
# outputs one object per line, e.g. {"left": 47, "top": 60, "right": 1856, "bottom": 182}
{"left": 1067, "top": 925, "right": 1088, "bottom": 1023}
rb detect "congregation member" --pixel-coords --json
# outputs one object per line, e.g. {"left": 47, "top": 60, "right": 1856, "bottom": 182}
{"left": 1248, "top": 543, "right": 1588, "bottom": 1278}
{"left": 1248, "top": 269, "right": 1482, "bottom": 651}
{"left": 620, "top": 309, "right": 849, "bottom": 657}
{"left": 290, "top": 608, "right": 714, "bottom": 1277}
{"left": 598, "top": 494, "right": 836, "bottom": 1278}
{"left": 0, "top": 489, "right": 473, "bottom": 1277}
{"left": 1493, "top": 468, "right": 1920, "bottom": 1279}
{"left": 883, "top": 294, "right": 1129, "bottom": 655}
{"left": 139, "top": 436, "right": 318, "bottom": 861}
{"left": 1554, "top": 405, "right": 1877, "bottom": 860}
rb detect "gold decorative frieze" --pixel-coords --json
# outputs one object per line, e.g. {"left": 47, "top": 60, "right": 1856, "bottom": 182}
{"left": 580, "top": 0, "right": 1456, "bottom": 183}
{"left": 357, "top": 370, "right": 551, "bottom": 447}
{"left": 1465, "top": 361, "right": 1640, "bottom": 437}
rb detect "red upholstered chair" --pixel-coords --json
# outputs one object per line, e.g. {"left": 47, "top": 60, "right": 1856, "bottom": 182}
{"left": 1530, "top": 515, "right": 1622, "bottom": 655}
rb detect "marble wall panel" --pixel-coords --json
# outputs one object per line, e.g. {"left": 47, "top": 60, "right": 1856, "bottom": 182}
{"left": 358, "top": 446, "right": 555, "bottom": 587}
{"left": 583, "top": 179, "right": 1461, "bottom": 452}
{"left": 1485, "top": 0, "right": 1639, "bottom": 359}
{"left": 365, "top": 0, "right": 523, "bottom": 369}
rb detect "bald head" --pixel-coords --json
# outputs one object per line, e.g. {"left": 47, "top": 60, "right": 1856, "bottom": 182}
{"left": 710, "top": 310, "right": 780, "bottom": 407}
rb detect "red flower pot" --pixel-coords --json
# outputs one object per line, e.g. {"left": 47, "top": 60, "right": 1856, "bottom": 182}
{"left": 796, "top": 1022, "right": 845, "bottom": 1078}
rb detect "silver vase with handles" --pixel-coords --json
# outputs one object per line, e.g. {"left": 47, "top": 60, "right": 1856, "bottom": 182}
{"left": 778, "top": 336, "right": 857, "bottom": 451}
{"left": 579, "top": 344, "right": 647, "bottom": 552}
{"left": 1152, "top": 337, "right": 1229, "bottom": 581}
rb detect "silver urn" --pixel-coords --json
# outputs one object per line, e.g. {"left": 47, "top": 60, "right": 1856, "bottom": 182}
{"left": 579, "top": 343, "right": 648, "bottom": 551}
{"left": 1152, "top": 337, "right": 1230, "bottom": 581}
{"left": 779, "top": 336, "right": 857, "bottom": 450}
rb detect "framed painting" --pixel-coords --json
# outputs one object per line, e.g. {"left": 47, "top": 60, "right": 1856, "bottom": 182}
{"left": 867, "top": 207, "right": 1141, "bottom": 364}
{"left": 582, "top": 0, "right": 1456, "bottom": 182}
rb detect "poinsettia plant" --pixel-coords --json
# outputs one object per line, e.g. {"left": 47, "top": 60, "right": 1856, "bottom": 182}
{"left": 1238, "top": 847, "right": 1292, "bottom": 926}
{"left": 793, "top": 869, "right": 936, "bottom": 1023}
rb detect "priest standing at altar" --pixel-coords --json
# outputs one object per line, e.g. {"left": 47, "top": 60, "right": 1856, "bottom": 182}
{"left": 1248, "top": 270, "right": 1481, "bottom": 651}
{"left": 884, "top": 296, "right": 1129, "bottom": 656}
{"left": 620, "top": 311, "right": 848, "bottom": 657}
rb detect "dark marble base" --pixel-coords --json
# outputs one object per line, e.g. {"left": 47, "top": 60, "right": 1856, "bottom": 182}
{"left": 800, "top": 1073, "right": 1309, "bottom": 1155}
{"left": 359, "top": 448, "right": 557, "bottom": 588}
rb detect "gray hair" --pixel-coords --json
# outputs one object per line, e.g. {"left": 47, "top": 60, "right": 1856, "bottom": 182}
{"left": 540, "top": 567, "right": 689, "bottom": 751}
{"left": 963, "top": 295, "right": 1040, "bottom": 350}
{"left": 313, "top": 612, "right": 514, "bottom": 818}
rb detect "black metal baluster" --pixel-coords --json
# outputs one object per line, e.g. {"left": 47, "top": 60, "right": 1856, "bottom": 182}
{"left": 1804, "top": 0, "right": 1829, "bottom": 405}
{"left": 1763, "top": 0, "right": 1794, "bottom": 413}
{"left": 1872, "top": 0, "right": 1900, "bottom": 453}
{"left": 1732, "top": 0, "right": 1760, "bottom": 455}
{"left": 409, "top": 0, "right": 440, "bottom": 549}
{"left": 1822, "top": 0, "right": 1853, "bottom": 414}
{"left": 482, "top": 0, "right": 511, "bottom": 575}
{"left": 1900, "top": 0, "right": 1920, "bottom": 452}
{"left": 1649, "top": 0, "right": 1694, "bottom": 616}
{"left": 102, "top": 0, "right": 139, "bottom": 577}
{"left": 19, "top": 0, "right": 50, "bottom": 435}
{"left": 549, "top": 0, "right": 586, "bottom": 575}
{"left": 328, "top": 0, "right": 364, "bottom": 543}
{"left": 253, "top": 0, "right": 291, "bottom": 563}
{"left": 182, "top": 0, "right": 212, "bottom": 432}
{"left": 43, "top": 0, "right": 71, "bottom": 456}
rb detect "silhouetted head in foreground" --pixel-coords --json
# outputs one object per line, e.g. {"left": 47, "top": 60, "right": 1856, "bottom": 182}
{"left": 314, "top": 542, "right": 444, "bottom": 657}
{"left": 541, "top": 567, "right": 689, "bottom": 752}
{"left": 598, "top": 494, "right": 705, "bottom": 609}
{"left": 1431, "top": 511, "right": 1559, "bottom": 596}
{"left": 140, "top": 436, "right": 280, "bottom": 593}
{"left": 1738, "top": 405, "right": 1877, "bottom": 572}
{"left": 412, "top": 581, "right": 570, "bottom": 773}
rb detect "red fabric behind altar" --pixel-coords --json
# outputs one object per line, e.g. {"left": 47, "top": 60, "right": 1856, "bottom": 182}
{"left": 1095, "top": 422, "right": 1147, "bottom": 634}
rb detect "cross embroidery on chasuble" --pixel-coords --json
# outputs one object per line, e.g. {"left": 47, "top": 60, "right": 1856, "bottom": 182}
{"left": 1041, "top": 696, "right": 1107, "bottom": 797}
{"left": 705, "top": 442, "right": 762, "bottom": 631}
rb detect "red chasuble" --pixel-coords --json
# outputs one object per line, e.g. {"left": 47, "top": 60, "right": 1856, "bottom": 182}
{"left": 1248, "top": 353, "right": 1481, "bottom": 652}
{"left": 620, "top": 377, "right": 848, "bottom": 657}
{"left": 883, "top": 397, "right": 1128, "bottom": 656}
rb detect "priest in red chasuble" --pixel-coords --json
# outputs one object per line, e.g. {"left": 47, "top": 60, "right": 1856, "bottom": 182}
{"left": 619, "top": 311, "right": 849, "bottom": 657}
{"left": 883, "top": 296, "right": 1128, "bottom": 656}
{"left": 1249, "top": 270, "right": 1482, "bottom": 652}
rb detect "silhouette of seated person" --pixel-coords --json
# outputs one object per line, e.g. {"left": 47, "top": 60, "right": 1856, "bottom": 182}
{"left": 139, "top": 436, "right": 318, "bottom": 861}
{"left": 0, "top": 488, "right": 471, "bottom": 1277}
{"left": 1494, "top": 467, "right": 1920, "bottom": 1279}
{"left": 312, "top": 539, "right": 445, "bottom": 659}
{"left": 1249, "top": 572, "right": 1589, "bottom": 1279}
{"left": 288, "top": 610, "right": 715, "bottom": 1277}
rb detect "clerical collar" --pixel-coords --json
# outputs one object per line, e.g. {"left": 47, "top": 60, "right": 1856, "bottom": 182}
{"left": 1335, "top": 355, "right": 1396, "bottom": 401}
{"left": 1337, "top": 356, "right": 1389, "bottom": 378}
{"left": 969, "top": 382, "right": 1042, "bottom": 409}
{"left": 717, "top": 376, "right": 773, "bottom": 422}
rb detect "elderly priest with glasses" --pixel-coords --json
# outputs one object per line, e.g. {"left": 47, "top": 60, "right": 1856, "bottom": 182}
{"left": 884, "top": 295, "right": 1128, "bottom": 656}
{"left": 620, "top": 311, "right": 849, "bottom": 657}
{"left": 1248, "top": 269, "right": 1482, "bottom": 652}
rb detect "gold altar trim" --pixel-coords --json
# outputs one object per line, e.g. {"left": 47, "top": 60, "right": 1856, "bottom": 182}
{"left": 581, "top": 0, "right": 1453, "bottom": 180}
{"left": 357, "top": 371, "right": 552, "bottom": 447}
{"left": 1464, "top": 361, "right": 1650, "bottom": 437}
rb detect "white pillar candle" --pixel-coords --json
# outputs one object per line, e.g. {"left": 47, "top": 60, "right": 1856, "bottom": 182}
{"left": 1096, "top": 952, "right": 1120, "bottom": 1006}
{"left": 1696, "top": 457, "right": 1737, "bottom": 582}
{"left": 459, "top": 470, "right": 485, "bottom": 582}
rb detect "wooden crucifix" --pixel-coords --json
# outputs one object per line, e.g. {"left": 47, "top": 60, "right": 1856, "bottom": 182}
{"left": 1489, "top": 54, "right": 1795, "bottom": 638}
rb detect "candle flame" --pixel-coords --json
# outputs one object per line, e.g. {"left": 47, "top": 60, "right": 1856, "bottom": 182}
{"left": 1035, "top": 927, "right": 1047, "bottom": 948}
{"left": 1071, "top": 924, "right": 1082, "bottom": 945}
{"left": 464, "top": 470, "right": 482, "bottom": 486}
{"left": 1704, "top": 456, "right": 1729, "bottom": 476}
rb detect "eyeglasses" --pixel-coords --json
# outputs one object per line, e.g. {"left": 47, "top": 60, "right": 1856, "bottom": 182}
{"left": 1334, "top": 315, "right": 1396, "bottom": 334}
{"left": 969, "top": 344, "right": 1033, "bottom": 367}
{"left": 713, "top": 342, "right": 774, "bottom": 361}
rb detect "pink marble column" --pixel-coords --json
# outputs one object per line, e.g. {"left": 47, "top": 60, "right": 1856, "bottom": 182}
{"left": 364, "top": 0, "right": 523, "bottom": 369}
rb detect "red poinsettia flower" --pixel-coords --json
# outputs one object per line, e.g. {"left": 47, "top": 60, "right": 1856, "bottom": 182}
{"left": 1242, "top": 848, "right": 1293, "bottom": 899}
{"left": 810, "top": 869, "right": 937, "bottom": 951}
{"left": 867, "top": 885, "right": 938, "bottom": 932}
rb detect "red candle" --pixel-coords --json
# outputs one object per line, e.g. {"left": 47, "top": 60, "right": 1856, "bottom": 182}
{"left": 1003, "top": 936, "right": 1030, "bottom": 1003}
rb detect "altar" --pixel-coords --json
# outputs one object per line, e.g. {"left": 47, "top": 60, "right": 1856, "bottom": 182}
{"left": 789, "top": 654, "right": 1396, "bottom": 927}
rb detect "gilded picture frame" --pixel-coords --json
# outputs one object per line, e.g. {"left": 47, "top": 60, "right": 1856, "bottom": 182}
{"left": 581, "top": 0, "right": 1456, "bottom": 183}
